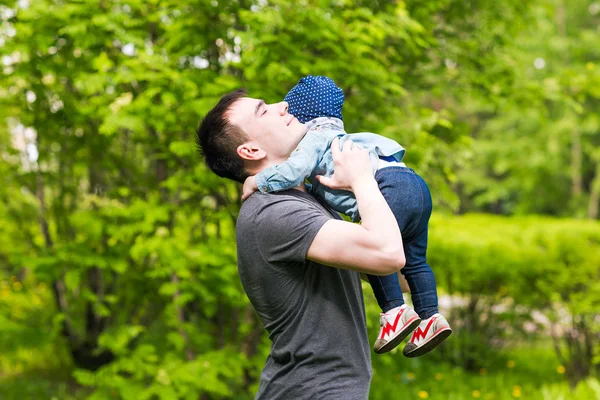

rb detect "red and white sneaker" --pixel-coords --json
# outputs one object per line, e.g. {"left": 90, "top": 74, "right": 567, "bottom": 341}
{"left": 403, "top": 313, "right": 452, "bottom": 358}
{"left": 373, "top": 305, "right": 421, "bottom": 354}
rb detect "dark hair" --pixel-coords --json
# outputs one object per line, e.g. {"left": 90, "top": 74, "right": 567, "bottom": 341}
{"left": 196, "top": 89, "right": 249, "bottom": 183}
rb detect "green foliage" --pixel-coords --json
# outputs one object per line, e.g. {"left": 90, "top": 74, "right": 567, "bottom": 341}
{"left": 73, "top": 347, "right": 247, "bottom": 400}
{"left": 369, "top": 345, "right": 600, "bottom": 400}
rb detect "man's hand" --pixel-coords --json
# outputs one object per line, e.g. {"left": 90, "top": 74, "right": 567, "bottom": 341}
{"left": 307, "top": 138, "right": 405, "bottom": 275}
{"left": 315, "top": 138, "right": 374, "bottom": 192}
{"left": 242, "top": 175, "right": 259, "bottom": 201}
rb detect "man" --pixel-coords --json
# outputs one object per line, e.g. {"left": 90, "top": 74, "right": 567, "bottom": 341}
{"left": 196, "top": 89, "right": 405, "bottom": 399}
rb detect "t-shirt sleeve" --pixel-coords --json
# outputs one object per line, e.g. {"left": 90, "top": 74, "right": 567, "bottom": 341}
{"left": 252, "top": 195, "right": 331, "bottom": 264}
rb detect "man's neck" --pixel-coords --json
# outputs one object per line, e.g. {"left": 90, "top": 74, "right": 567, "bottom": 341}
{"left": 247, "top": 160, "right": 307, "bottom": 193}
{"left": 294, "top": 182, "right": 307, "bottom": 192}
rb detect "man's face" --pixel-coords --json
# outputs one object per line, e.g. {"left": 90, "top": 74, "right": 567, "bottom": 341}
{"left": 227, "top": 97, "right": 308, "bottom": 164}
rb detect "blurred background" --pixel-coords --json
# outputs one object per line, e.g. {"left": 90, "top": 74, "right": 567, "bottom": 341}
{"left": 1, "top": 0, "right": 599, "bottom": 399}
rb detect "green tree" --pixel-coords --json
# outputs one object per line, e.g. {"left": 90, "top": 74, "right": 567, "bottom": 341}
{"left": 455, "top": 0, "right": 600, "bottom": 218}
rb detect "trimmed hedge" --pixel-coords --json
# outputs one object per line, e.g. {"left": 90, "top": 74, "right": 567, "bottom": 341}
{"left": 426, "top": 213, "right": 600, "bottom": 382}
{"left": 429, "top": 213, "right": 600, "bottom": 312}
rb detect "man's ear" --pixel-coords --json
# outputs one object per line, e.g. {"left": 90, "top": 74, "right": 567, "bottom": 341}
{"left": 237, "top": 143, "right": 266, "bottom": 161}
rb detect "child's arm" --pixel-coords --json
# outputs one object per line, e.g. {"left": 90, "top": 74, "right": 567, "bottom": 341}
{"left": 254, "top": 130, "right": 331, "bottom": 194}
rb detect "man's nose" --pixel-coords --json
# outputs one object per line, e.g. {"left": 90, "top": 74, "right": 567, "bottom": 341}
{"left": 278, "top": 101, "right": 289, "bottom": 115}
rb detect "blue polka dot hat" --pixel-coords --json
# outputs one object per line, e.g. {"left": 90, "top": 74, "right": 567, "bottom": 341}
{"left": 284, "top": 75, "right": 344, "bottom": 123}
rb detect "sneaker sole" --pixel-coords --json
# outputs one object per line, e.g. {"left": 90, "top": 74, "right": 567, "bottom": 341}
{"left": 374, "top": 316, "right": 422, "bottom": 354}
{"left": 403, "top": 327, "right": 452, "bottom": 358}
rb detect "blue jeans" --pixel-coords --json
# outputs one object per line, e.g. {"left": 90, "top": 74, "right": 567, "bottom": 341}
{"left": 366, "top": 166, "right": 439, "bottom": 319}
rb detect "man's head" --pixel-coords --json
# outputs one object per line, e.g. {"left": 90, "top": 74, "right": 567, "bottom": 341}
{"left": 196, "top": 90, "right": 308, "bottom": 182}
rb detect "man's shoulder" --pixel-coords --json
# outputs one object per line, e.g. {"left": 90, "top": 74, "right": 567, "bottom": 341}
{"left": 240, "top": 189, "right": 313, "bottom": 209}
{"left": 236, "top": 190, "right": 335, "bottom": 265}
{"left": 238, "top": 190, "right": 325, "bottom": 225}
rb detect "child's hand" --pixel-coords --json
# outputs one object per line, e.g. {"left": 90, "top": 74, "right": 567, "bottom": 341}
{"left": 242, "top": 175, "right": 259, "bottom": 201}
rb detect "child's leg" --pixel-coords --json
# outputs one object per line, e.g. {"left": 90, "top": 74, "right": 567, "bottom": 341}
{"left": 377, "top": 167, "right": 451, "bottom": 357}
{"left": 376, "top": 167, "right": 438, "bottom": 319}
{"left": 366, "top": 273, "right": 404, "bottom": 313}
{"left": 402, "top": 224, "right": 439, "bottom": 319}
{"left": 370, "top": 166, "right": 425, "bottom": 354}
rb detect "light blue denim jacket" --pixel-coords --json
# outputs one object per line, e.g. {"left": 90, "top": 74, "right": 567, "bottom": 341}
{"left": 255, "top": 117, "right": 406, "bottom": 222}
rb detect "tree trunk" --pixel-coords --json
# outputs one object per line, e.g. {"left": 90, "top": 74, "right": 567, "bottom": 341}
{"left": 571, "top": 129, "right": 583, "bottom": 202}
{"left": 72, "top": 141, "right": 115, "bottom": 370}
{"left": 36, "top": 166, "right": 79, "bottom": 346}
{"left": 172, "top": 273, "right": 195, "bottom": 360}
{"left": 151, "top": 127, "right": 193, "bottom": 358}
{"left": 556, "top": 2, "right": 583, "bottom": 207}
{"left": 569, "top": 133, "right": 583, "bottom": 205}
{"left": 587, "top": 160, "right": 600, "bottom": 219}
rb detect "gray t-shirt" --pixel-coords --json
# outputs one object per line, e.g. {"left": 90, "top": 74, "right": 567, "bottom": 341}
{"left": 236, "top": 189, "right": 372, "bottom": 400}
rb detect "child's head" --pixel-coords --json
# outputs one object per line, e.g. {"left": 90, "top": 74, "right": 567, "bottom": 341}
{"left": 284, "top": 75, "right": 344, "bottom": 124}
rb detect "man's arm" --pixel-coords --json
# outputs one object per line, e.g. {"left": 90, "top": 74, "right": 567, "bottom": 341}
{"left": 306, "top": 139, "right": 405, "bottom": 275}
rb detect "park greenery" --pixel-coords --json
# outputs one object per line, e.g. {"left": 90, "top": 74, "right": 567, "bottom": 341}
{"left": 1, "top": 0, "right": 599, "bottom": 399}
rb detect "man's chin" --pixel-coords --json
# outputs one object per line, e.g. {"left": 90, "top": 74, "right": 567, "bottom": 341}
{"left": 299, "top": 123, "right": 309, "bottom": 137}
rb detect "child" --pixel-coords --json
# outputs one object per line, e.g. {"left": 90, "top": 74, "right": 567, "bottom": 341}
{"left": 243, "top": 75, "right": 451, "bottom": 357}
